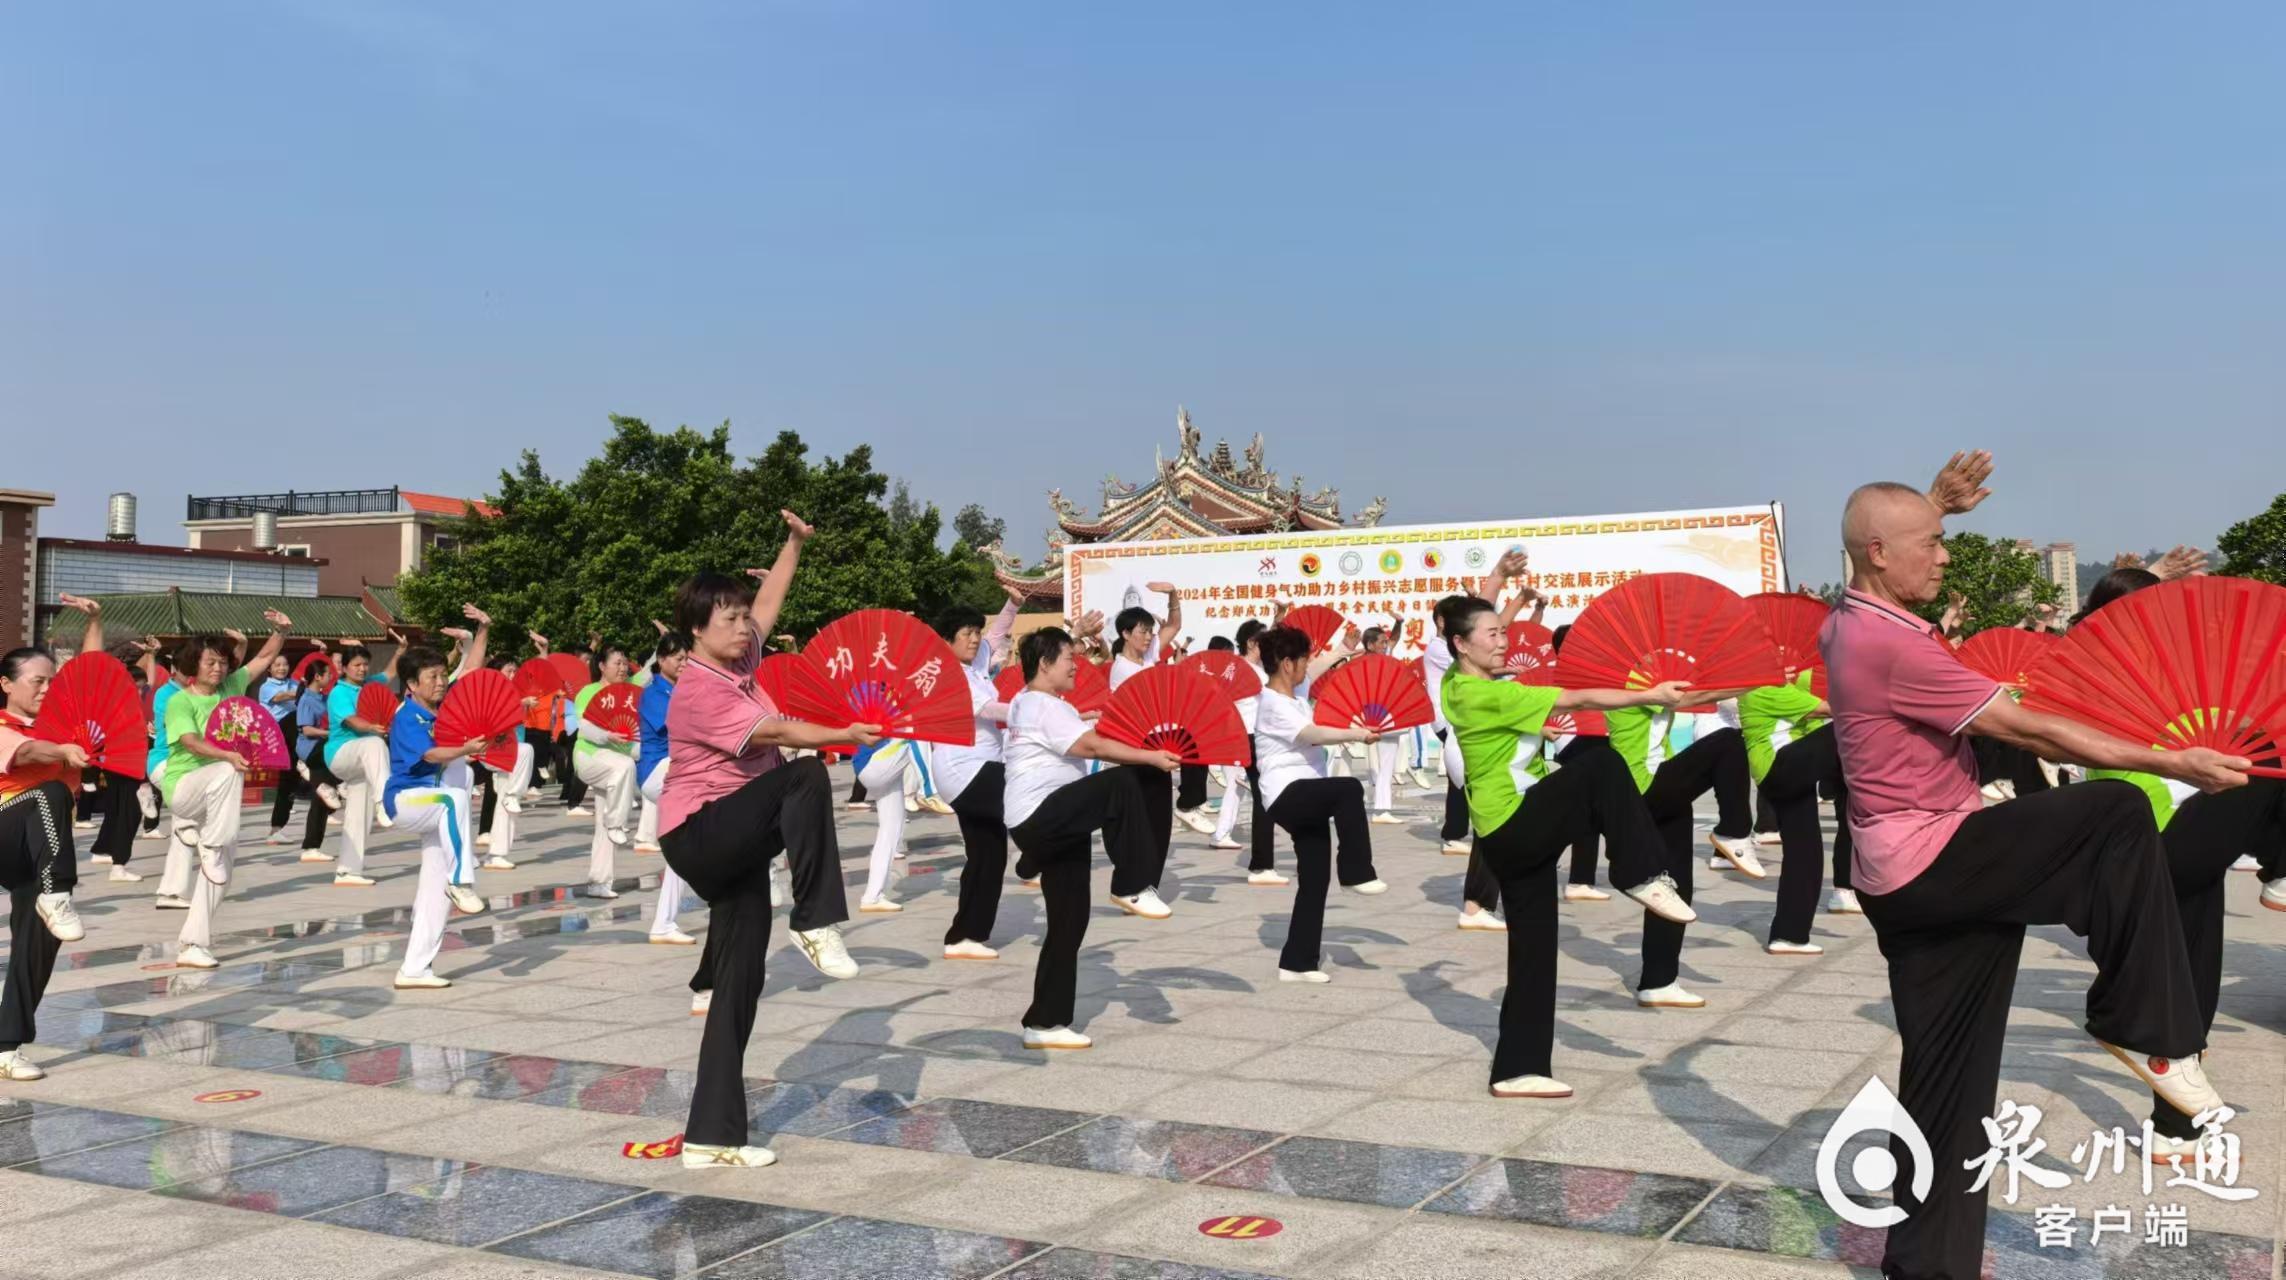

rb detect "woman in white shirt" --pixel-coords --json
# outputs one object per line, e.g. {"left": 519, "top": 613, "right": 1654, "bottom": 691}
{"left": 1003, "top": 628, "right": 1181, "bottom": 1050}
{"left": 1253, "top": 626, "right": 1390, "bottom": 982}
{"left": 1103, "top": 585, "right": 1186, "bottom": 917}
{"left": 1208, "top": 624, "right": 1282, "bottom": 885}
{"left": 928, "top": 594, "right": 1018, "bottom": 959}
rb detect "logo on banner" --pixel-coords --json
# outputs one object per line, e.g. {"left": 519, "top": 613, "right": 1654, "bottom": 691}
{"left": 1421, "top": 548, "right": 1445, "bottom": 571}
{"left": 1257, "top": 556, "right": 1278, "bottom": 578}
{"left": 1338, "top": 551, "right": 1363, "bottom": 576}
{"left": 1818, "top": 1077, "right": 1933, "bottom": 1228}
{"left": 1378, "top": 550, "right": 1402, "bottom": 574}
{"left": 1299, "top": 553, "right": 1323, "bottom": 578}
{"left": 1464, "top": 547, "right": 1488, "bottom": 570}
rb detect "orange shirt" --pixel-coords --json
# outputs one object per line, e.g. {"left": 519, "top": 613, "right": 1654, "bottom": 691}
{"left": 0, "top": 712, "right": 77, "bottom": 801}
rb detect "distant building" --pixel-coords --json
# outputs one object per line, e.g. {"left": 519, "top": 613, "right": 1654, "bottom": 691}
{"left": 182, "top": 486, "right": 497, "bottom": 596}
{"left": 0, "top": 489, "right": 56, "bottom": 648}
{"left": 2039, "top": 541, "right": 2078, "bottom": 602}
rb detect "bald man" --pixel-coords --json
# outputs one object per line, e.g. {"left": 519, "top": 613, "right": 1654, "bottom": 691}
{"left": 1823, "top": 454, "right": 2245, "bottom": 1280}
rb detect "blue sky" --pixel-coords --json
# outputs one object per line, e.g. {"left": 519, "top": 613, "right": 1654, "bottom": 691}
{"left": 7, "top": 2, "right": 2281, "bottom": 582}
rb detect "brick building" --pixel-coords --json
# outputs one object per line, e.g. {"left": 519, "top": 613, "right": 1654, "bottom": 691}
{"left": 181, "top": 487, "right": 496, "bottom": 596}
{"left": 0, "top": 489, "right": 55, "bottom": 648}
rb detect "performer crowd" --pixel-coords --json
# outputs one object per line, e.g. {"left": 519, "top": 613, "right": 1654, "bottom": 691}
{"left": 2, "top": 457, "right": 2278, "bottom": 1280}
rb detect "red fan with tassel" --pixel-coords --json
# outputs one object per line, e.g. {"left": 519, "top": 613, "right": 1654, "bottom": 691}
{"left": 994, "top": 654, "right": 1112, "bottom": 715}
{"left": 1748, "top": 592, "right": 1831, "bottom": 686}
{"left": 1311, "top": 652, "right": 1435, "bottom": 733}
{"left": 1955, "top": 628, "right": 2060, "bottom": 691}
{"left": 30, "top": 653, "right": 148, "bottom": 779}
{"left": 1179, "top": 650, "right": 1263, "bottom": 701}
{"left": 756, "top": 654, "right": 850, "bottom": 757}
{"left": 582, "top": 683, "right": 643, "bottom": 739}
{"left": 435, "top": 669, "right": 526, "bottom": 772}
{"left": 2023, "top": 576, "right": 2286, "bottom": 776}
{"left": 1554, "top": 573, "right": 1786, "bottom": 694}
{"left": 204, "top": 696, "right": 290, "bottom": 774}
{"left": 546, "top": 653, "right": 591, "bottom": 695}
{"left": 1280, "top": 605, "right": 1346, "bottom": 654}
{"left": 354, "top": 682, "right": 400, "bottom": 731}
{"left": 781, "top": 610, "right": 975, "bottom": 746}
{"left": 291, "top": 651, "right": 335, "bottom": 683}
{"left": 515, "top": 659, "right": 567, "bottom": 733}
{"left": 1503, "top": 620, "right": 1558, "bottom": 684}
{"left": 1093, "top": 665, "right": 1252, "bottom": 765}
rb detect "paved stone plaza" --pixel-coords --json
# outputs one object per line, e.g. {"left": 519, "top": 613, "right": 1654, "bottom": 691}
{"left": 3, "top": 774, "right": 2280, "bottom": 1279}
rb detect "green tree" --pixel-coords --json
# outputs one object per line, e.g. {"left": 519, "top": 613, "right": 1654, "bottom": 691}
{"left": 1917, "top": 532, "right": 2062, "bottom": 633}
{"left": 2217, "top": 493, "right": 2286, "bottom": 584}
{"left": 400, "top": 417, "right": 1000, "bottom": 651}
{"left": 953, "top": 502, "right": 1005, "bottom": 550}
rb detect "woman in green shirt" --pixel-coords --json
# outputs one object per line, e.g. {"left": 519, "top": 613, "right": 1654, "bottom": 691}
{"left": 1742, "top": 673, "right": 1853, "bottom": 953}
{"left": 1439, "top": 595, "right": 1695, "bottom": 1100}
{"left": 157, "top": 615, "right": 291, "bottom": 969}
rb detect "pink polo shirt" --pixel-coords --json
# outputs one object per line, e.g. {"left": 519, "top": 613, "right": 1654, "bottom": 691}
{"left": 658, "top": 644, "right": 785, "bottom": 838}
{"left": 1819, "top": 589, "right": 2002, "bottom": 895}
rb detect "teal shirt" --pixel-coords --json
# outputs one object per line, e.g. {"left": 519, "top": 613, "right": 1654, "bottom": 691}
{"left": 324, "top": 679, "right": 376, "bottom": 769}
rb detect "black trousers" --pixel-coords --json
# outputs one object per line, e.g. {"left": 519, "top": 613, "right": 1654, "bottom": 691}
{"left": 2149, "top": 777, "right": 2286, "bottom": 1138}
{"left": 1560, "top": 735, "right": 1608, "bottom": 886}
{"left": 1008, "top": 768, "right": 1157, "bottom": 1030}
{"left": 1466, "top": 736, "right": 1614, "bottom": 912}
{"left": 1175, "top": 763, "right": 1207, "bottom": 813}
{"left": 267, "top": 714, "right": 302, "bottom": 831}
{"left": 478, "top": 760, "right": 499, "bottom": 835}
{"left": 1265, "top": 777, "right": 1376, "bottom": 973}
{"left": 91, "top": 768, "right": 139, "bottom": 864}
{"left": 1473, "top": 749, "right": 1665, "bottom": 1083}
{"left": 1, "top": 781, "right": 78, "bottom": 1053}
{"left": 1860, "top": 781, "right": 2204, "bottom": 1280}
{"left": 658, "top": 757, "right": 841, "bottom": 1148}
{"left": 1239, "top": 758, "right": 1276, "bottom": 873}
{"left": 1637, "top": 727, "right": 1749, "bottom": 991}
{"left": 1113, "top": 763, "right": 1173, "bottom": 891}
{"left": 944, "top": 763, "right": 1009, "bottom": 946}
{"left": 555, "top": 731, "right": 585, "bottom": 806}
{"left": 299, "top": 753, "right": 339, "bottom": 850}
{"left": 1761, "top": 729, "right": 1854, "bottom": 945}
{"left": 1436, "top": 727, "right": 1470, "bottom": 844}
{"left": 1971, "top": 736, "right": 2050, "bottom": 796}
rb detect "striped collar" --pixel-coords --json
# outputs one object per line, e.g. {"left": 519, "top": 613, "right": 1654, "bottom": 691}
{"left": 1842, "top": 588, "right": 1940, "bottom": 637}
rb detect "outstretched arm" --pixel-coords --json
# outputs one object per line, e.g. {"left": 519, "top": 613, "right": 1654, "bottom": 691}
{"left": 238, "top": 610, "right": 292, "bottom": 682}
{"left": 744, "top": 510, "right": 811, "bottom": 645}
{"left": 58, "top": 593, "right": 102, "bottom": 655}
{"left": 1971, "top": 696, "right": 2247, "bottom": 792}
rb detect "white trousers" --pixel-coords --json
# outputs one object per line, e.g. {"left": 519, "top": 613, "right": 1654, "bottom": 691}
{"left": 859, "top": 745, "right": 911, "bottom": 903}
{"left": 170, "top": 762, "right": 245, "bottom": 949}
{"left": 1370, "top": 739, "right": 1397, "bottom": 812}
{"left": 391, "top": 761, "right": 472, "bottom": 978}
{"left": 482, "top": 741, "right": 535, "bottom": 863}
{"left": 330, "top": 736, "right": 389, "bottom": 876}
{"left": 638, "top": 759, "right": 688, "bottom": 935}
{"left": 573, "top": 749, "right": 635, "bottom": 885}
{"left": 636, "top": 756, "right": 666, "bottom": 847}
{"left": 1213, "top": 766, "right": 1251, "bottom": 842}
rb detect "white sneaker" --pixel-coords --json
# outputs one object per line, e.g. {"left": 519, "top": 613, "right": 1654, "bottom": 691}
{"left": 1409, "top": 768, "right": 1437, "bottom": 790}
{"left": 1752, "top": 830, "right": 1784, "bottom": 847}
{"left": 1563, "top": 884, "right": 1611, "bottom": 902}
{"left": 607, "top": 826, "right": 630, "bottom": 846}
{"left": 373, "top": 802, "right": 392, "bottom": 829}
{"left": 175, "top": 944, "right": 219, "bottom": 970}
{"left": 334, "top": 872, "right": 376, "bottom": 887}
{"left": 1344, "top": 879, "right": 1389, "bottom": 896}
{"left": 583, "top": 881, "right": 620, "bottom": 899}
{"left": 1022, "top": 1025, "right": 1092, "bottom": 1051}
{"left": 2099, "top": 1041, "right": 2223, "bottom": 1119}
{"left": 476, "top": 832, "right": 492, "bottom": 849}
{"left": 792, "top": 925, "right": 858, "bottom": 979}
{"left": 943, "top": 939, "right": 998, "bottom": 961}
{"left": 1766, "top": 939, "right": 1824, "bottom": 956}
{"left": 1708, "top": 854, "right": 1732, "bottom": 871}
{"left": 1440, "top": 839, "right": 1472, "bottom": 856}
{"left": 650, "top": 929, "right": 697, "bottom": 946}
{"left": 522, "top": 789, "right": 541, "bottom": 804}
{"left": 858, "top": 898, "right": 902, "bottom": 914}
{"left": 315, "top": 782, "right": 341, "bottom": 810}
{"left": 2232, "top": 854, "right": 2261, "bottom": 873}
{"left": 2144, "top": 1130, "right": 2212, "bottom": 1165}
{"left": 108, "top": 864, "right": 142, "bottom": 883}
{"left": 1175, "top": 806, "right": 1216, "bottom": 835}
{"left": 1246, "top": 869, "right": 1288, "bottom": 886}
{"left": 1277, "top": 968, "right": 1331, "bottom": 984}
{"left": 197, "top": 846, "right": 229, "bottom": 886}
{"left": 1623, "top": 875, "right": 1698, "bottom": 925}
{"left": 482, "top": 856, "right": 514, "bottom": 871}
{"left": 1369, "top": 811, "right": 1403, "bottom": 826}
{"left": 0, "top": 1050, "right": 46, "bottom": 1081}
{"left": 1637, "top": 984, "right": 1706, "bottom": 1009}
{"left": 73, "top": 816, "right": 96, "bottom": 830}
{"left": 138, "top": 826, "right": 164, "bottom": 840}
{"left": 903, "top": 794, "right": 920, "bottom": 814}
{"left": 264, "top": 828, "right": 289, "bottom": 846}
{"left": 1210, "top": 838, "right": 1245, "bottom": 851}
{"left": 327, "top": 814, "right": 341, "bottom": 827}
{"left": 1457, "top": 909, "right": 1507, "bottom": 932}
{"left": 394, "top": 970, "right": 452, "bottom": 989}
{"left": 1490, "top": 1074, "right": 1573, "bottom": 1099}
{"left": 1708, "top": 833, "right": 1766, "bottom": 879}
{"left": 566, "top": 806, "right": 593, "bottom": 818}
{"left": 1111, "top": 888, "right": 1173, "bottom": 919}
{"left": 634, "top": 841, "right": 661, "bottom": 854}
{"left": 1826, "top": 888, "right": 1863, "bottom": 915}
{"left": 34, "top": 894, "right": 83, "bottom": 942}
{"left": 690, "top": 991, "right": 712, "bottom": 1017}
{"left": 920, "top": 795, "right": 954, "bottom": 817}
{"left": 298, "top": 850, "right": 334, "bottom": 863}
{"left": 154, "top": 894, "right": 191, "bottom": 910}
{"left": 680, "top": 1142, "right": 776, "bottom": 1168}
{"left": 445, "top": 885, "right": 486, "bottom": 915}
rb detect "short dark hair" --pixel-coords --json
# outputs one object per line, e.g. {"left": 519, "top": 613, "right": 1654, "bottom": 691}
{"left": 1114, "top": 607, "right": 1155, "bottom": 643}
{"left": 654, "top": 631, "right": 691, "bottom": 662}
{"left": 2074, "top": 567, "right": 2160, "bottom": 626}
{"left": 1257, "top": 625, "right": 1311, "bottom": 675}
{"left": 1206, "top": 635, "right": 1234, "bottom": 652}
{"left": 1020, "top": 628, "right": 1072, "bottom": 682}
{"left": 675, "top": 572, "right": 756, "bottom": 635}
{"left": 1360, "top": 626, "right": 1386, "bottom": 648}
{"left": 336, "top": 644, "right": 371, "bottom": 668}
{"left": 396, "top": 645, "right": 447, "bottom": 686}
{"left": 1550, "top": 623, "right": 1572, "bottom": 653}
{"left": 1234, "top": 619, "right": 1268, "bottom": 654}
{"left": 1440, "top": 597, "right": 1495, "bottom": 655}
{"left": 933, "top": 608, "right": 985, "bottom": 643}
{"left": 176, "top": 635, "right": 232, "bottom": 674}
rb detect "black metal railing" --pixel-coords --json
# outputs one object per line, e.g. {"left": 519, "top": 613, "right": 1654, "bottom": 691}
{"left": 186, "top": 488, "right": 400, "bottom": 521}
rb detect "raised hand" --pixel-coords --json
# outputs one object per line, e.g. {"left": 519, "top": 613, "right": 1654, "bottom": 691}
{"left": 2152, "top": 546, "right": 2208, "bottom": 580}
{"left": 462, "top": 603, "right": 492, "bottom": 627}
{"left": 1003, "top": 581, "right": 1028, "bottom": 607}
{"left": 1926, "top": 451, "right": 1995, "bottom": 515}
{"left": 56, "top": 593, "right": 99, "bottom": 615}
{"left": 1495, "top": 548, "right": 1529, "bottom": 580}
{"left": 1145, "top": 580, "right": 1175, "bottom": 595}
{"left": 782, "top": 509, "right": 814, "bottom": 541}
{"left": 264, "top": 609, "right": 293, "bottom": 631}
{"left": 439, "top": 627, "right": 472, "bottom": 642}
{"left": 651, "top": 618, "right": 669, "bottom": 636}
{"left": 222, "top": 627, "right": 247, "bottom": 646}
{"left": 527, "top": 631, "right": 550, "bottom": 652}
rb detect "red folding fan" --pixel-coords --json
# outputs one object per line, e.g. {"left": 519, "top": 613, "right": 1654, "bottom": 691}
{"left": 1504, "top": 620, "right": 1558, "bottom": 684}
{"left": 1748, "top": 592, "right": 1831, "bottom": 685}
{"left": 1312, "top": 653, "right": 1436, "bottom": 733}
{"left": 291, "top": 651, "right": 335, "bottom": 683}
{"left": 2023, "top": 576, "right": 2286, "bottom": 776}
{"left": 582, "top": 682, "right": 643, "bottom": 738}
{"left": 993, "top": 652, "right": 1112, "bottom": 715}
{"left": 204, "top": 696, "right": 290, "bottom": 772}
{"left": 1280, "top": 605, "right": 1346, "bottom": 654}
{"left": 1179, "top": 650, "right": 1264, "bottom": 701}
{"left": 781, "top": 610, "right": 975, "bottom": 746}
{"left": 354, "top": 681, "right": 400, "bottom": 731}
{"left": 546, "top": 653, "right": 592, "bottom": 695}
{"left": 436, "top": 669, "right": 525, "bottom": 772}
{"left": 515, "top": 658, "right": 565, "bottom": 699}
{"left": 30, "top": 653, "right": 147, "bottom": 779}
{"left": 755, "top": 653, "right": 802, "bottom": 716}
{"left": 1954, "top": 627, "right": 2059, "bottom": 690}
{"left": 1093, "top": 665, "right": 1252, "bottom": 766}
{"left": 1554, "top": 573, "right": 1786, "bottom": 694}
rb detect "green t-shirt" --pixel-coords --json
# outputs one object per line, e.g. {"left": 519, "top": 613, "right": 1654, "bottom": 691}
{"left": 159, "top": 668, "right": 252, "bottom": 804}
{"left": 1739, "top": 677, "right": 1828, "bottom": 785}
{"left": 2087, "top": 767, "right": 2183, "bottom": 830}
{"left": 571, "top": 681, "right": 633, "bottom": 764}
{"left": 1605, "top": 705, "right": 1670, "bottom": 794}
{"left": 1441, "top": 669, "right": 1558, "bottom": 834}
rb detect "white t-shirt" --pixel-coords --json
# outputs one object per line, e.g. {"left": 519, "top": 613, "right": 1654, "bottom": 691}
{"left": 1253, "top": 689, "right": 1326, "bottom": 810}
{"left": 931, "top": 664, "right": 1007, "bottom": 804}
{"left": 1424, "top": 640, "right": 1457, "bottom": 729}
{"left": 1002, "top": 689, "right": 1089, "bottom": 827}
{"left": 1109, "top": 647, "right": 1155, "bottom": 691}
